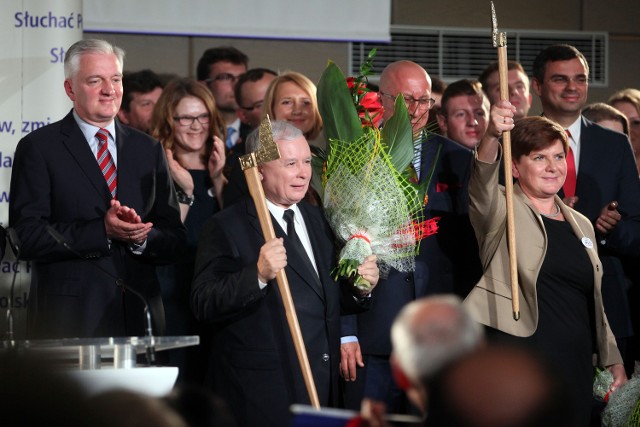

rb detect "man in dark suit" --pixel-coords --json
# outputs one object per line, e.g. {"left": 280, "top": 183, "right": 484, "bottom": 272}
{"left": 532, "top": 44, "right": 640, "bottom": 374}
{"left": 191, "top": 120, "right": 379, "bottom": 427}
{"left": 341, "top": 60, "right": 481, "bottom": 413}
{"left": 9, "top": 39, "right": 185, "bottom": 339}
{"left": 197, "top": 46, "right": 249, "bottom": 152}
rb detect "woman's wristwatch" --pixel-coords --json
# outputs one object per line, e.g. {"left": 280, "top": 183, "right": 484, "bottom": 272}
{"left": 176, "top": 189, "right": 195, "bottom": 206}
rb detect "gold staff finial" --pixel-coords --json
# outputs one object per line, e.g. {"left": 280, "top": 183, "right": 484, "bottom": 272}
{"left": 239, "top": 114, "right": 281, "bottom": 170}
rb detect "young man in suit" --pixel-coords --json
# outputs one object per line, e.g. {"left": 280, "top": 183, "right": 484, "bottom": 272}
{"left": 436, "top": 79, "right": 490, "bottom": 150}
{"left": 532, "top": 43, "right": 640, "bottom": 374}
{"left": 191, "top": 120, "right": 379, "bottom": 427}
{"left": 341, "top": 61, "right": 482, "bottom": 414}
{"left": 197, "top": 46, "right": 249, "bottom": 151}
{"left": 9, "top": 39, "right": 185, "bottom": 339}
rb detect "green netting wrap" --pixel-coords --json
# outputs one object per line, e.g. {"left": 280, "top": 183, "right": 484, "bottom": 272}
{"left": 601, "top": 375, "right": 640, "bottom": 427}
{"left": 322, "top": 127, "right": 424, "bottom": 290}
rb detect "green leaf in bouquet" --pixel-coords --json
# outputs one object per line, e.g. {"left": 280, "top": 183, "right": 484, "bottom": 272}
{"left": 310, "top": 153, "right": 325, "bottom": 199}
{"left": 381, "top": 96, "right": 413, "bottom": 174}
{"left": 317, "top": 62, "right": 363, "bottom": 145}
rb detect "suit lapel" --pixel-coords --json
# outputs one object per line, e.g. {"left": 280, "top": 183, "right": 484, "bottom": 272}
{"left": 575, "top": 117, "right": 597, "bottom": 196}
{"left": 113, "top": 120, "right": 129, "bottom": 201}
{"left": 60, "top": 112, "right": 112, "bottom": 201}
{"left": 246, "top": 200, "right": 326, "bottom": 301}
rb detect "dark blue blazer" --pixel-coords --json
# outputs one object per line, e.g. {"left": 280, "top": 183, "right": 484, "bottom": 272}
{"left": 341, "top": 134, "right": 481, "bottom": 356}
{"left": 558, "top": 117, "right": 640, "bottom": 339}
{"left": 191, "top": 198, "right": 369, "bottom": 427}
{"left": 9, "top": 110, "right": 185, "bottom": 339}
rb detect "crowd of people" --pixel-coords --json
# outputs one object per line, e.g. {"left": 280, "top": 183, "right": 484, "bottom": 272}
{"left": 4, "top": 38, "right": 640, "bottom": 426}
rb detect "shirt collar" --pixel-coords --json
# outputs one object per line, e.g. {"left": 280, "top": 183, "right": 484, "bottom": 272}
{"left": 566, "top": 116, "right": 582, "bottom": 146}
{"left": 73, "top": 110, "right": 116, "bottom": 144}
{"left": 266, "top": 199, "right": 301, "bottom": 223}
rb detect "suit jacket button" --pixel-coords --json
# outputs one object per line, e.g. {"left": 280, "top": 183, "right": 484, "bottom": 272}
{"left": 322, "top": 353, "right": 330, "bottom": 362}
{"left": 405, "top": 276, "right": 412, "bottom": 283}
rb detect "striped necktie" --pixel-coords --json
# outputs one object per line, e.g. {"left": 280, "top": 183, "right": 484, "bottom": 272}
{"left": 96, "top": 128, "right": 117, "bottom": 198}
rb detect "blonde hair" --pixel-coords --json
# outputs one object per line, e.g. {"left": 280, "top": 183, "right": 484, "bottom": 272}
{"left": 262, "top": 71, "right": 322, "bottom": 140}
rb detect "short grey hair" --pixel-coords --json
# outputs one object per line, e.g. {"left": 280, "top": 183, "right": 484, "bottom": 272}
{"left": 64, "top": 39, "right": 125, "bottom": 79}
{"left": 391, "top": 294, "right": 483, "bottom": 382}
{"left": 245, "top": 120, "right": 303, "bottom": 153}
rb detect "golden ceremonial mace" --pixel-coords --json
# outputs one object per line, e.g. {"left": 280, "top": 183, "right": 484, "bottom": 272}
{"left": 239, "top": 116, "right": 321, "bottom": 408}
{"left": 491, "top": 2, "right": 520, "bottom": 321}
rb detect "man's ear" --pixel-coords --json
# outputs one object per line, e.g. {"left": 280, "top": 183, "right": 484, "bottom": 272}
{"left": 531, "top": 78, "right": 543, "bottom": 97}
{"left": 436, "top": 113, "right": 448, "bottom": 136}
{"left": 64, "top": 80, "right": 75, "bottom": 101}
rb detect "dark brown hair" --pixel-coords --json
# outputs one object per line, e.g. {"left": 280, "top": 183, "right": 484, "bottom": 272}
{"left": 511, "top": 116, "right": 568, "bottom": 159}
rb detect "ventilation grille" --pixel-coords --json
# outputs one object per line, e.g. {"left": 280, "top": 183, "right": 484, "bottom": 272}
{"left": 350, "top": 26, "right": 608, "bottom": 87}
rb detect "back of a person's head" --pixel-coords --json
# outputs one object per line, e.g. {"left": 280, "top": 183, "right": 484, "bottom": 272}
{"left": 0, "top": 353, "right": 90, "bottom": 426}
{"left": 164, "top": 385, "right": 237, "bottom": 427}
{"left": 391, "top": 295, "right": 484, "bottom": 383}
{"left": 87, "top": 389, "right": 187, "bottom": 427}
{"left": 426, "top": 345, "right": 572, "bottom": 427}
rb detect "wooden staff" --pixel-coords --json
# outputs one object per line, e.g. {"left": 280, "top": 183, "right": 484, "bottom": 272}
{"left": 239, "top": 116, "right": 321, "bottom": 407}
{"left": 491, "top": 2, "right": 520, "bottom": 321}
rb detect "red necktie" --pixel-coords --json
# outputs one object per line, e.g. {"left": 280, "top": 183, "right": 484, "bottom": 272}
{"left": 563, "top": 130, "right": 576, "bottom": 198}
{"left": 96, "top": 128, "right": 117, "bottom": 198}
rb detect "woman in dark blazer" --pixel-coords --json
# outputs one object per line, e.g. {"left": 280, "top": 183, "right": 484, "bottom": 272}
{"left": 464, "top": 101, "right": 626, "bottom": 425}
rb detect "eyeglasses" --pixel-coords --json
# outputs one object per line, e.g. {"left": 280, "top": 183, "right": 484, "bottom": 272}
{"left": 173, "top": 113, "right": 210, "bottom": 126}
{"left": 205, "top": 73, "right": 240, "bottom": 84}
{"left": 546, "top": 75, "right": 589, "bottom": 86}
{"left": 380, "top": 92, "right": 435, "bottom": 110}
{"left": 240, "top": 100, "right": 264, "bottom": 111}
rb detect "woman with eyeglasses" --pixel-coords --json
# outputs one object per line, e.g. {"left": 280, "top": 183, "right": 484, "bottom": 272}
{"left": 150, "top": 77, "right": 226, "bottom": 384}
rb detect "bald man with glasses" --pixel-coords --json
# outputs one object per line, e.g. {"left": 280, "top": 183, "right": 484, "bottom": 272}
{"left": 341, "top": 60, "right": 482, "bottom": 415}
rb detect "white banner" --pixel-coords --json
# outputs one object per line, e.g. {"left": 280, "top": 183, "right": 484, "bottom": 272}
{"left": 0, "top": 0, "right": 82, "bottom": 339}
{"left": 83, "top": 0, "right": 391, "bottom": 42}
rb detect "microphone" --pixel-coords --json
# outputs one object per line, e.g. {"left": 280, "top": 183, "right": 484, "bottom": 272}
{"left": 4, "top": 227, "right": 21, "bottom": 349}
{"left": 45, "top": 226, "right": 156, "bottom": 365}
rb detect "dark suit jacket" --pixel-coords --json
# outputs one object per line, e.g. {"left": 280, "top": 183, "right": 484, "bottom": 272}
{"left": 9, "top": 110, "right": 185, "bottom": 339}
{"left": 191, "top": 198, "right": 369, "bottom": 427}
{"left": 341, "top": 134, "right": 481, "bottom": 356}
{"left": 558, "top": 117, "right": 640, "bottom": 339}
{"left": 222, "top": 122, "right": 253, "bottom": 207}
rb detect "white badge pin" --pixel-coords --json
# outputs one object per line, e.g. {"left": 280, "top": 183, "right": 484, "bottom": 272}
{"left": 582, "top": 237, "right": 593, "bottom": 249}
